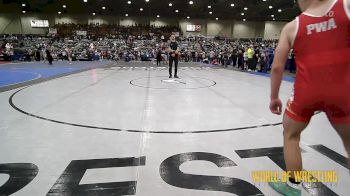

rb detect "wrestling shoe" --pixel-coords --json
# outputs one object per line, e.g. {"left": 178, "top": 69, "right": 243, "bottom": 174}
{"left": 269, "top": 181, "right": 301, "bottom": 196}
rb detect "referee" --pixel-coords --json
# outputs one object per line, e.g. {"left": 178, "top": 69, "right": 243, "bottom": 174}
{"left": 168, "top": 35, "right": 179, "bottom": 78}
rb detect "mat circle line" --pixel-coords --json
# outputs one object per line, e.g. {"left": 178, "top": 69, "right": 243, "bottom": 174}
{"left": 9, "top": 85, "right": 283, "bottom": 134}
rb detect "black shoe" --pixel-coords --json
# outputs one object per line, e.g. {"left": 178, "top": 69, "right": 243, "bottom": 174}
{"left": 174, "top": 75, "right": 179, "bottom": 78}
{"left": 169, "top": 75, "right": 172, "bottom": 78}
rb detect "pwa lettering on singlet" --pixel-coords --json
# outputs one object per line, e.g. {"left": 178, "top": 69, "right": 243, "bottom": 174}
{"left": 306, "top": 18, "right": 338, "bottom": 35}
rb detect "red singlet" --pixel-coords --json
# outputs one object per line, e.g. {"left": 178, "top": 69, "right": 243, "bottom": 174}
{"left": 287, "top": 0, "right": 350, "bottom": 123}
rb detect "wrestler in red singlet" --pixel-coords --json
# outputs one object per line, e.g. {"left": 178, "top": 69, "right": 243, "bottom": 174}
{"left": 269, "top": 0, "right": 350, "bottom": 195}
{"left": 286, "top": 0, "right": 350, "bottom": 123}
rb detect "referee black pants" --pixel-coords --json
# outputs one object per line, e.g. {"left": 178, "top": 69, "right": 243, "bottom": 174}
{"left": 169, "top": 56, "right": 178, "bottom": 76}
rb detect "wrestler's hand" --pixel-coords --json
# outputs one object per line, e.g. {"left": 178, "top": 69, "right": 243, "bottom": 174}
{"left": 270, "top": 98, "right": 282, "bottom": 115}
{"left": 171, "top": 53, "right": 176, "bottom": 57}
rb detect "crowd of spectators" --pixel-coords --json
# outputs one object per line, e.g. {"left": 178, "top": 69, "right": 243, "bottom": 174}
{"left": 0, "top": 24, "right": 296, "bottom": 73}
{"left": 54, "top": 23, "right": 181, "bottom": 40}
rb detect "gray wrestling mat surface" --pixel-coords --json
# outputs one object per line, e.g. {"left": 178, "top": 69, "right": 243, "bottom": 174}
{"left": 0, "top": 61, "right": 348, "bottom": 196}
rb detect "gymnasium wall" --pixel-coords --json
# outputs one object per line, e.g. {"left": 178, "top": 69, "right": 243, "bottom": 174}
{"left": 119, "top": 17, "right": 149, "bottom": 26}
{"left": 87, "top": 16, "right": 118, "bottom": 25}
{"left": 21, "top": 14, "right": 54, "bottom": 34}
{"left": 0, "top": 14, "right": 23, "bottom": 34}
{"left": 150, "top": 18, "right": 178, "bottom": 27}
{"left": 55, "top": 15, "right": 85, "bottom": 25}
{"left": 0, "top": 13, "right": 287, "bottom": 39}
{"left": 206, "top": 20, "right": 232, "bottom": 38}
{"left": 264, "top": 21, "right": 288, "bottom": 40}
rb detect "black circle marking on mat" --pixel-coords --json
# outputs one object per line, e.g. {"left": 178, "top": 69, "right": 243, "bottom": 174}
{"left": 130, "top": 76, "right": 217, "bottom": 90}
{"left": 9, "top": 86, "right": 282, "bottom": 134}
